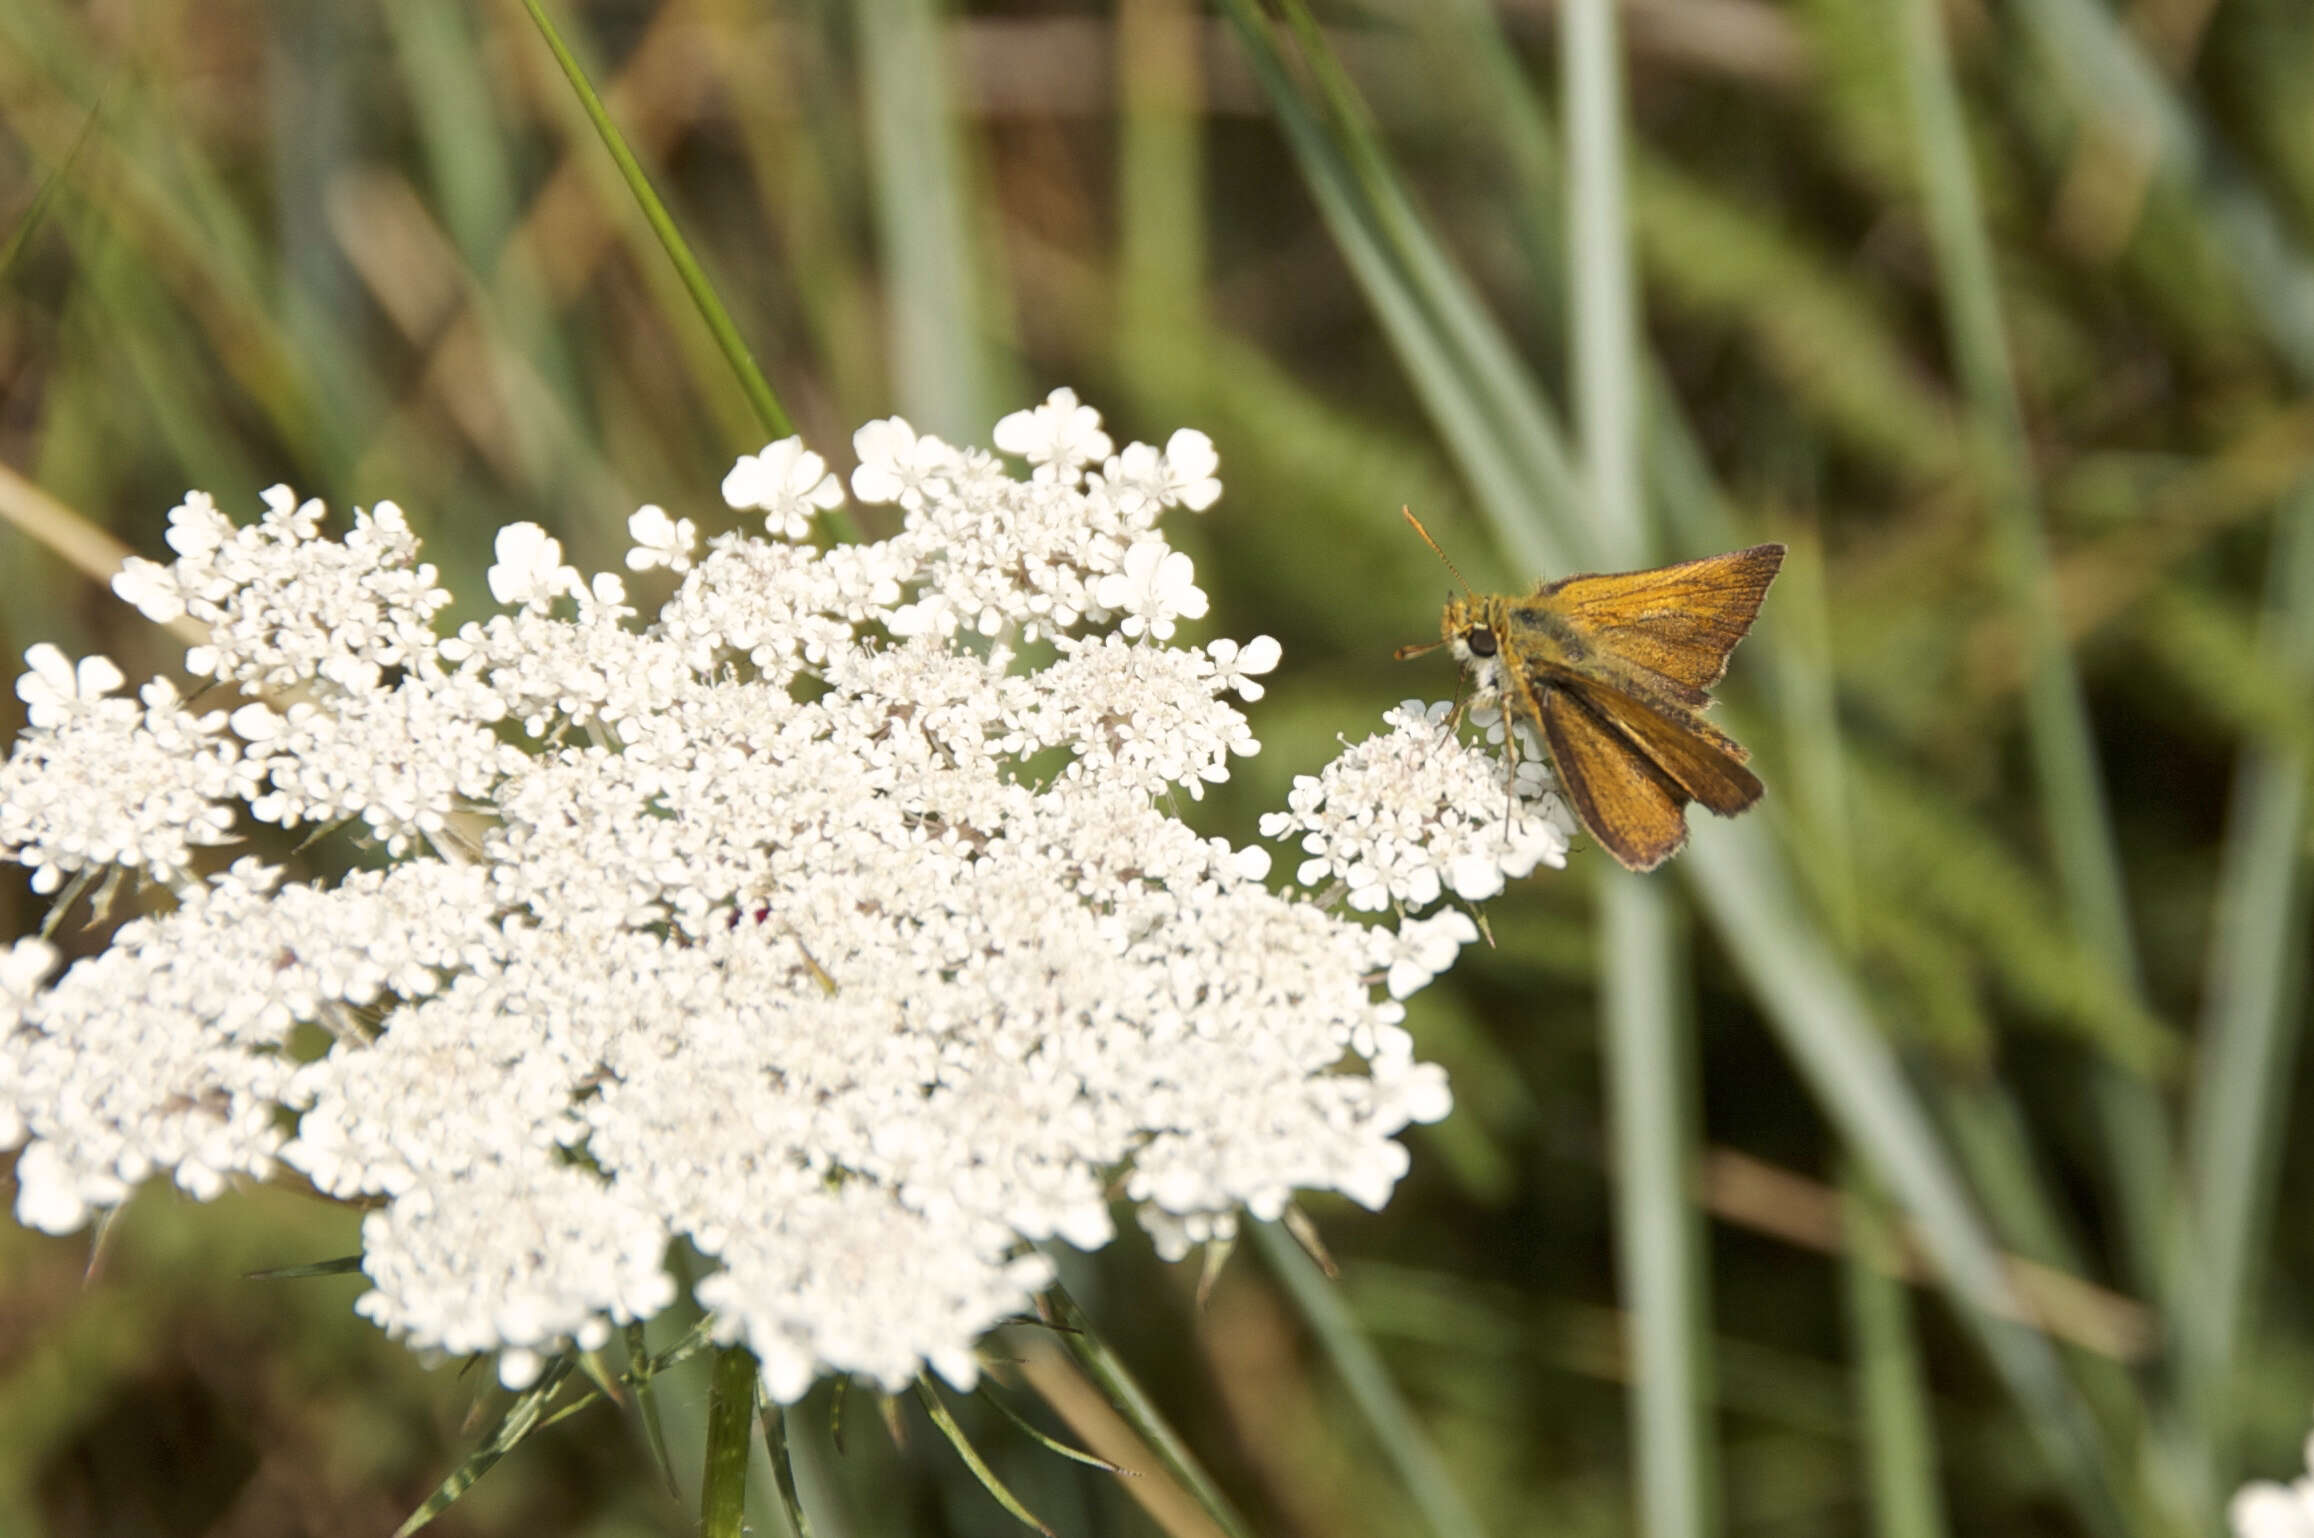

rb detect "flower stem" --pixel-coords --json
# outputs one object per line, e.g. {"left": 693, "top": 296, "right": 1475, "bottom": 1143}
{"left": 701, "top": 1345, "right": 757, "bottom": 1538}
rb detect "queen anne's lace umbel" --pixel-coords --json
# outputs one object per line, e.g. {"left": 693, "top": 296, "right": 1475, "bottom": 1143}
{"left": 0, "top": 391, "right": 1548, "bottom": 1403}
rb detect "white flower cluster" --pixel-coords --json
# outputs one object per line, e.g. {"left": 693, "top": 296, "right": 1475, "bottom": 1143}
{"left": 1262, "top": 701, "right": 1573, "bottom": 916}
{"left": 0, "top": 391, "right": 1539, "bottom": 1406}
{"left": 2236, "top": 1436, "right": 2314, "bottom": 1538}
{"left": 2, "top": 652, "right": 243, "bottom": 893}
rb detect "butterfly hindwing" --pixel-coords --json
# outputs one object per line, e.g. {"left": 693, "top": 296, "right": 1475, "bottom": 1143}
{"left": 1521, "top": 669, "right": 1765, "bottom": 871}
{"left": 1532, "top": 543, "right": 1785, "bottom": 706}
{"left": 1554, "top": 674, "right": 1764, "bottom": 817}
{"left": 1532, "top": 683, "right": 1694, "bottom": 873}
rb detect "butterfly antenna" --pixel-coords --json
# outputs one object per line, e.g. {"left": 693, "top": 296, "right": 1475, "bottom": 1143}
{"left": 1400, "top": 507, "right": 1474, "bottom": 598}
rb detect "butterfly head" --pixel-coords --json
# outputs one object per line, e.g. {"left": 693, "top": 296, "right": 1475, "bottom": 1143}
{"left": 1439, "top": 597, "right": 1514, "bottom": 697}
{"left": 1441, "top": 596, "right": 1496, "bottom": 655}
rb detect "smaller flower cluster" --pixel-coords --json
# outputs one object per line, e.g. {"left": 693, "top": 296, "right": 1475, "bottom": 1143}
{"left": 1262, "top": 701, "right": 1574, "bottom": 913}
{"left": 1, "top": 650, "right": 243, "bottom": 894}
{"left": 113, "top": 487, "right": 450, "bottom": 695}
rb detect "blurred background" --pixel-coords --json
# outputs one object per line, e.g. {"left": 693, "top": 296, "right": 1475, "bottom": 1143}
{"left": 2, "top": 1, "right": 2311, "bottom": 1535}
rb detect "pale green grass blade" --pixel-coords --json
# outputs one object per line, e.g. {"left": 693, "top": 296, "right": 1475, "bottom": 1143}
{"left": 1565, "top": 0, "right": 1715, "bottom": 1531}
{"left": 1893, "top": 0, "right": 2173, "bottom": 1309}
{"left": 1843, "top": 1172, "right": 1951, "bottom": 1538}
{"left": 856, "top": 0, "right": 1006, "bottom": 440}
{"left": 1935, "top": 1081, "right": 2156, "bottom": 1449}
{"left": 2179, "top": 489, "right": 2314, "bottom": 1496}
{"left": 384, "top": 0, "right": 584, "bottom": 418}
{"left": 1225, "top": 9, "right": 2133, "bottom": 1529}
{"left": 1383, "top": 0, "right": 1963, "bottom": 513}
{"left": 1603, "top": 877, "right": 1715, "bottom": 1538}
{"left": 382, "top": 0, "right": 522, "bottom": 260}
{"left": 1251, "top": 1222, "right": 1489, "bottom": 1538}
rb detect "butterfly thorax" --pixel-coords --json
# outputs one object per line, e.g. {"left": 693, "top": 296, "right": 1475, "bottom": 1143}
{"left": 1447, "top": 592, "right": 1720, "bottom": 730}
{"left": 1443, "top": 594, "right": 1592, "bottom": 677}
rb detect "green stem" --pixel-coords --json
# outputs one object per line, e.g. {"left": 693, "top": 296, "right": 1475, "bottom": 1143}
{"left": 701, "top": 1345, "right": 758, "bottom": 1538}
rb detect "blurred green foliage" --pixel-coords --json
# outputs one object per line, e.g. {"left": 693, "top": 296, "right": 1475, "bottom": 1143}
{"left": 2, "top": 1, "right": 2311, "bottom": 1536}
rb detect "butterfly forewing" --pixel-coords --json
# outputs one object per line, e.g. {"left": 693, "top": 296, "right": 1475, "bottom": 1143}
{"left": 1535, "top": 543, "right": 1785, "bottom": 706}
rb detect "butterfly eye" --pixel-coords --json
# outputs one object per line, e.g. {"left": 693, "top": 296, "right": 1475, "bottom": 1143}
{"left": 1466, "top": 626, "right": 1498, "bottom": 658}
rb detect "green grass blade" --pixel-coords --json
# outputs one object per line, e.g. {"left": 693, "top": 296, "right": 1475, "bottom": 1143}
{"left": 242, "top": 1254, "right": 364, "bottom": 1281}
{"left": 913, "top": 1377, "right": 1052, "bottom": 1537}
{"left": 392, "top": 1356, "right": 581, "bottom": 1537}
{"left": 624, "top": 1320, "right": 681, "bottom": 1499}
{"left": 759, "top": 1402, "right": 819, "bottom": 1538}
{"left": 0, "top": 71, "right": 103, "bottom": 287}
{"left": 382, "top": 0, "right": 522, "bottom": 261}
{"left": 515, "top": 0, "right": 792, "bottom": 442}
{"left": 1250, "top": 1221, "right": 1489, "bottom": 1538}
{"left": 1227, "top": 8, "right": 2132, "bottom": 1527}
{"left": 974, "top": 1383, "right": 1123, "bottom": 1474}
